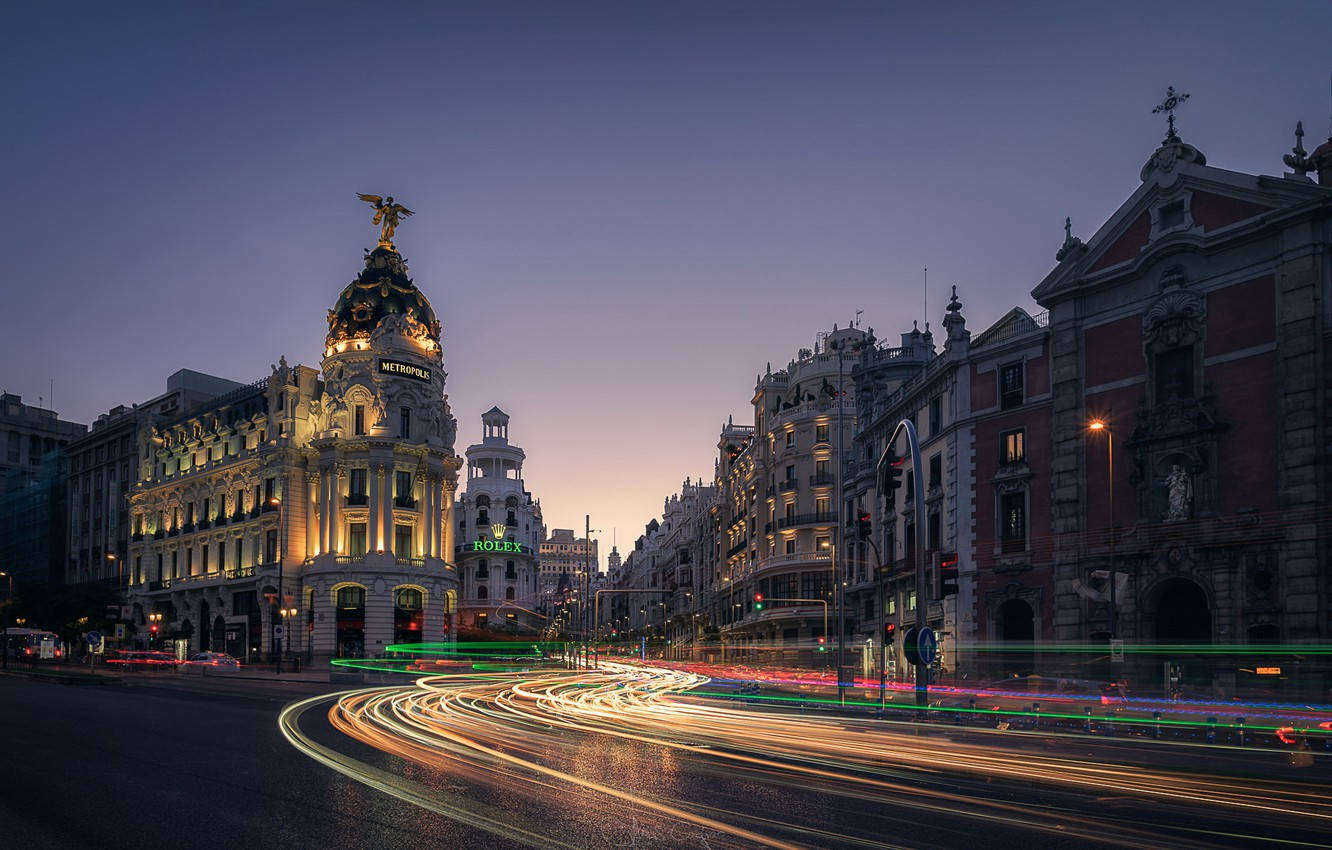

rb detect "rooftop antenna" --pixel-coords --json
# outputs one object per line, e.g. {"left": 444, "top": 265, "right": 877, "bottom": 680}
{"left": 923, "top": 266, "right": 929, "bottom": 333}
{"left": 855, "top": 309, "right": 863, "bottom": 328}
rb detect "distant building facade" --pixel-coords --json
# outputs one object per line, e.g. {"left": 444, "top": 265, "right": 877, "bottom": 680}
{"left": 0, "top": 394, "right": 84, "bottom": 588}
{"left": 455, "top": 407, "right": 543, "bottom": 634}
{"left": 65, "top": 370, "right": 241, "bottom": 587}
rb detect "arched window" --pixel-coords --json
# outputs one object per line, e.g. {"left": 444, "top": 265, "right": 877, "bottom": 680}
{"left": 477, "top": 585, "right": 488, "bottom": 600}
{"left": 337, "top": 586, "right": 365, "bottom": 608}
{"left": 395, "top": 587, "right": 422, "bottom": 611}
{"left": 505, "top": 586, "right": 515, "bottom": 601}
{"left": 476, "top": 559, "right": 489, "bottom": 579}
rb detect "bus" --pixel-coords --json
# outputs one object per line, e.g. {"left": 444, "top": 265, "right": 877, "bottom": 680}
{"left": 3, "top": 628, "right": 63, "bottom": 662}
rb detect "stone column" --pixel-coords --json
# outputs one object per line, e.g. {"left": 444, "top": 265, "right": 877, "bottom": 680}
{"left": 422, "top": 474, "right": 434, "bottom": 561}
{"left": 442, "top": 484, "right": 456, "bottom": 566}
{"left": 307, "top": 473, "right": 320, "bottom": 558}
{"left": 368, "top": 464, "right": 381, "bottom": 553}
{"left": 330, "top": 468, "right": 343, "bottom": 555}
{"left": 382, "top": 467, "right": 394, "bottom": 556}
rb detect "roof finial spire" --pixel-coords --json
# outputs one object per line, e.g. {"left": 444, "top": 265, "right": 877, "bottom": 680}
{"left": 1284, "top": 120, "right": 1314, "bottom": 177}
{"left": 1153, "top": 86, "right": 1191, "bottom": 145}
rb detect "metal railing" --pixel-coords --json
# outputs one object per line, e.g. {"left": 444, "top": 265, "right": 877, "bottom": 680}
{"left": 776, "top": 512, "right": 837, "bottom": 529}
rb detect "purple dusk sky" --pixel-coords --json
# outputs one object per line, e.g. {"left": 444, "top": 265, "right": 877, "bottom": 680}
{"left": 2, "top": 1, "right": 1328, "bottom": 554}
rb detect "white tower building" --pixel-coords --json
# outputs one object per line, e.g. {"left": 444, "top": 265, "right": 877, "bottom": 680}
{"left": 456, "top": 407, "right": 543, "bottom": 635}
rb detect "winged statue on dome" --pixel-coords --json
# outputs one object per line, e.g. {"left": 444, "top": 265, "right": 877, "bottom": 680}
{"left": 356, "top": 193, "right": 414, "bottom": 247}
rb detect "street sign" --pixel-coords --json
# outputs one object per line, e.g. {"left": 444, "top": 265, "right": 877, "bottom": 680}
{"left": 114, "top": 624, "right": 126, "bottom": 639}
{"left": 86, "top": 630, "right": 102, "bottom": 648}
{"left": 1110, "top": 639, "right": 1125, "bottom": 663}
{"left": 916, "top": 627, "right": 938, "bottom": 667}
{"left": 273, "top": 625, "right": 284, "bottom": 638}
{"left": 902, "top": 627, "right": 919, "bottom": 666}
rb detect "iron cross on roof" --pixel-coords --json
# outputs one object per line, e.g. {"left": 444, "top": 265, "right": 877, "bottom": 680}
{"left": 1153, "top": 86, "right": 1191, "bottom": 144}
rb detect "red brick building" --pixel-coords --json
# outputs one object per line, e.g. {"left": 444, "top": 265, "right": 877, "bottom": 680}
{"left": 1033, "top": 120, "right": 1332, "bottom": 692}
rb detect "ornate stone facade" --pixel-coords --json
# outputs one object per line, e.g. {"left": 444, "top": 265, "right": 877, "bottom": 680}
{"left": 128, "top": 243, "right": 462, "bottom": 661}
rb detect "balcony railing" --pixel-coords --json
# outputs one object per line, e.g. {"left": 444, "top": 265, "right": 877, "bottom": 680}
{"left": 181, "top": 522, "right": 195, "bottom": 534}
{"left": 225, "top": 566, "right": 255, "bottom": 579}
{"left": 197, "top": 519, "right": 211, "bottom": 530}
{"left": 778, "top": 479, "right": 799, "bottom": 492}
{"left": 132, "top": 532, "right": 144, "bottom": 542}
{"left": 808, "top": 473, "right": 836, "bottom": 486}
{"left": 346, "top": 493, "right": 368, "bottom": 506}
{"left": 776, "top": 512, "right": 837, "bottom": 530}
{"left": 167, "top": 527, "right": 180, "bottom": 537}
{"left": 152, "top": 529, "right": 164, "bottom": 539}
{"left": 396, "top": 556, "right": 425, "bottom": 567}
{"left": 725, "top": 540, "right": 748, "bottom": 559}
{"left": 393, "top": 497, "right": 417, "bottom": 509}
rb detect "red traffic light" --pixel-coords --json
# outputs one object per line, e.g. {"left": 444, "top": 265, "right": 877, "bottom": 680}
{"left": 817, "top": 635, "right": 826, "bottom": 644}
{"left": 150, "top": 624, "right": 159, "bottom": 633}
{"left": 884, "top": 622, "right": 897, "bottom": 641}
{"left": 753, "top": 593, "right": 764, "bottom": 602}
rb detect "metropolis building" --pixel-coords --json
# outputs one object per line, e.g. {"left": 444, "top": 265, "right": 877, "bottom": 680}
{"left": 127, "top": 229, "right": 462, "bottom": 661}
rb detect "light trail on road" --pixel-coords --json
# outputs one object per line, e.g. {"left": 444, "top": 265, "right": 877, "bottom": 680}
{"left": 281, "top": 662, "right": 1332, "bottom": 849}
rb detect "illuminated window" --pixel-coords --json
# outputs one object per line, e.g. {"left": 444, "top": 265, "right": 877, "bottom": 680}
{"left": 1001, "top": 429, "right": 1025, "bottom": 465}
{"left": 354, "top": 405, "right": 365, "bottom": 436}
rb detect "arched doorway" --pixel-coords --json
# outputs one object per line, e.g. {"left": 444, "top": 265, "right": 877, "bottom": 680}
{"left": 998, "top": 599, "right": 1035, "bottom": 642}
{"left": 393, "top": 587, "right": 423, "bottom": 646}
{"left": 335, "top": 585, "right": 366, "bottom": 658}
{"left": 212, "top": 615, "right": 226, "bottom": 655}
{"left": 996, "top": 598, "right": 1035, "bottom": 676}
{"left": 1154, "top": 578, "right": 1211, "bottom": 644}
{"left": 198, "top": 600, "right": 211, "bottom": 651}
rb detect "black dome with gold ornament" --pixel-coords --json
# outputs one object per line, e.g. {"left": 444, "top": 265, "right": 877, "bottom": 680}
{"left": 326, "top": 246, "right": 441, "bottom": 348}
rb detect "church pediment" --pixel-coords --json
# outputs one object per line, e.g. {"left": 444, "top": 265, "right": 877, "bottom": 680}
{"left": 1033, "top": 161, "right": 1325, "bottom": 306}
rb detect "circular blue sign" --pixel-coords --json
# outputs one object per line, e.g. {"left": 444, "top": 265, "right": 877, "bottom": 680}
{"left": 86, "top": 631, "right": 103, "bottom": 647}
{"left": 917, "top": 627, "right": 937, "bottom": 666}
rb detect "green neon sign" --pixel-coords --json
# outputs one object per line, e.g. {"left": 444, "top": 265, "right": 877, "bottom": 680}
{"left": 472, "top": 539, "right": 523, "bottom": 553}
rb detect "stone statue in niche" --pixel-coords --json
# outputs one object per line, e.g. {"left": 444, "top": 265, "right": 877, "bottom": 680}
{"left": 1165, "top": 464, "right": 1193, "bottom": 521}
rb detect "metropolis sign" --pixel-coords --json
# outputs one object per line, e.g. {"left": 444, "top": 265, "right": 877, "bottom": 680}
{"left": 378, "top": 358, "right": 431, "bottom": 382}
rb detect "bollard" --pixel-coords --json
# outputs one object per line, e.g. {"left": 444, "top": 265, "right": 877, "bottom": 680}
{"left": 1236, "top": 716, "right": 1245, "bottom": 747}
{"left": 1032, "top": 701, "right": 1040, "bottom": 729}
{"left": 1206, "top": 717, "right": 1217, "bottom": 745}
{"left": 1152, "top": 710, "right": 1161, "bottom": 739}
{"left": 1084, "top": 706, "right": 1093, "bottom": 733}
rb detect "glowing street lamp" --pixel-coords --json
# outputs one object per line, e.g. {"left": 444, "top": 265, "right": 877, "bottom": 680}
{"left": 1088, "top": 419, "right": 1118, "bottom": 639}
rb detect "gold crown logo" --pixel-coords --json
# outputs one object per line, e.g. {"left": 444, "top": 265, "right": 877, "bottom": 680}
{"left": 490, "top": 523, "right": 507, "bottom": 540}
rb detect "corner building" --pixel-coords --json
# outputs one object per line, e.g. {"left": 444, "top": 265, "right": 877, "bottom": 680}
{"left": 128, "top": 243, "right": 461, "bottom": 660}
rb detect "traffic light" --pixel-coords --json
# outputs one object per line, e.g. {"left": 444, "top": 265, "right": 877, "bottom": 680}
{"left": 939, "top": 553, "right": 959, "bottom": 597}
{"left": 879, "top": 448, "right": 904, "bottom": 498}
{"left": 856, "top": 512, "right": 872, "bottom": 541}
{"left": 753, "top": 592, "right": 765, "bottom": 611}
{"left": 817, "top": 635, "right": 827, "bottom": 652}
{"left": 884, "top": 622, "right": 897, "bottom": 643}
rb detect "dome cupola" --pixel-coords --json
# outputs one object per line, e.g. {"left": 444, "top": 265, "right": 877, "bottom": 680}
{"left": 326, "top": 246, "right": 441, "bottom": 349}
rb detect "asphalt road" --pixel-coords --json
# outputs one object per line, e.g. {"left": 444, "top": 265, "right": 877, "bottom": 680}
{"left": 3, "top": 669, "right": 1329, "bottom": 849}
{"left": 0, "top": 674, "right": 523, "bottom": 850}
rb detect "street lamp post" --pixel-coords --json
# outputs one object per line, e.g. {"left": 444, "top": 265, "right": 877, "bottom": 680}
{"left": 281, "top": 606, "right": 298, "bottom": 663}
{"left": 269, "top": 494, "right": 285, "bottom": 673}
{"left": 1088, "top": 420, "right": 1118, "bottom": 639}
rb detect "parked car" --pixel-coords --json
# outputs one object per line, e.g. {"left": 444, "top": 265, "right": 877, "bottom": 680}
{"left": 186, "top": 652, "right": 241, "bottom": 669}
